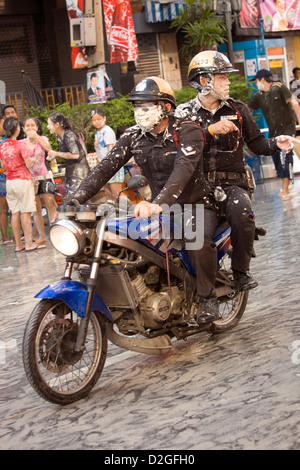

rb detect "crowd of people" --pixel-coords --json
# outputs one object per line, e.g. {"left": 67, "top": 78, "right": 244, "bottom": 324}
{"left": 0, "top": 50, "right": 299, "bottom": 323}
{"left": 0, "top": 103, "right": 126, "bottom": 252}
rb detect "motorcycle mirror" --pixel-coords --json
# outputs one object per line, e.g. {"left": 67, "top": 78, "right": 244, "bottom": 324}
{"left": 127, "top": 175, "right": 148, "bottom": 190}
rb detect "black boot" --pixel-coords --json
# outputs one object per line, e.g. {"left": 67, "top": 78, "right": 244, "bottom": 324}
{"left": 196, "top": 291, "right": 221, "bottom": 325}
{"left": 233, "top": 270, "right": 258, "bottom": 292}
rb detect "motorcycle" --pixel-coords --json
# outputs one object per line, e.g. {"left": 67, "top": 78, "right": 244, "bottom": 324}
{"left": 22, "top": 176, "right": 259, "bottom": 405}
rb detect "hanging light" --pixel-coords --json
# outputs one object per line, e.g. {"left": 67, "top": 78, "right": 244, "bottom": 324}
{"left": 231, "top": 0, "right": 243, "bottom": 14}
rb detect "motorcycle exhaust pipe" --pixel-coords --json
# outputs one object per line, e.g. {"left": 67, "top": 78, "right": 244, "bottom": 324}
{"left": 106, "top": 323, "right": 172, "bottom": 356}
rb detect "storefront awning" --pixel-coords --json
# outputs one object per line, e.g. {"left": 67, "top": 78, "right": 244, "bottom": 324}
{"left": 145, "top": 0, "right": 187, "bottom": 23}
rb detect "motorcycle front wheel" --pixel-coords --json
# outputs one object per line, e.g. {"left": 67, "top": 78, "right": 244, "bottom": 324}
{"left": 23, "top": 299, "right": 107, "bottom": 405}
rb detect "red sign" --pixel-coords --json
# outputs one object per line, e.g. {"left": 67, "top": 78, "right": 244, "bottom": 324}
{"left": 65, "top": 0, "right": 85, "bottom": 19}
{"left": 103, "top": 0, "right": 138, "bottom": 63}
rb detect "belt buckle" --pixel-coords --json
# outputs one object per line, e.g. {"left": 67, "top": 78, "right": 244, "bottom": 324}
{"left": 207, "top": 171, "right": 216, "bottom": 183}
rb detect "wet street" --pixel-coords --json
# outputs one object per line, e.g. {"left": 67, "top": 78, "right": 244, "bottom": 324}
{"left": 0, "top": 176, "right": 300, "bottom": 450}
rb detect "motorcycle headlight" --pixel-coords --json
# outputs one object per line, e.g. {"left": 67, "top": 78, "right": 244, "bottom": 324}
{"left": 49, "top": 219, "right": 85, "bottom": 256}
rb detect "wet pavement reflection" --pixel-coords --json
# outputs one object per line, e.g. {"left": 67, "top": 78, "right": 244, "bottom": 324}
{"left": 0, "top": 176, "right": 300, "bottom": 450}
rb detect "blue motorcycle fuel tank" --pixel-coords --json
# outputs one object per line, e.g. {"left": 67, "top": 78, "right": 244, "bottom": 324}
{"left": 106, "top": 214, "right": 231, "bottom": 267}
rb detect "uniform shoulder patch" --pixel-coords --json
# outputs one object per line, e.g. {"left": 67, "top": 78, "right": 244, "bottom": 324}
{"left": 181, "top": 144, "right": 197, "bottom": 156}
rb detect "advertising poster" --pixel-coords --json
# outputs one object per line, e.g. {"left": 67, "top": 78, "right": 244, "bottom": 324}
{"left": 87, "top": 70, "right": 106, "bottom": 104}
{"left": 102, "top": 0, "right": 138, "bottom": 63}
{"left": 71, "top": 46, "right": 88, "bottom": 69}
{"left": 99, "top": 66, "right": 116, "bottom": 101}
{"left": 240, "top": 0, "right": 260, "bottom": 28}
{"left": 65, "top": 0, "right": 84, "bottom": 18}
{"left": 259, "top": 0, "right": 300, "bottom": 32}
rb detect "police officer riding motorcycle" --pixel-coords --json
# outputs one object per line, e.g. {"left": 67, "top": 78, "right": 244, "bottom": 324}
{"left": 22, "top": 74, "right": 295, "bottom": 405}
{"left": 176, "top": 50, "right": 295, "bottom": 324}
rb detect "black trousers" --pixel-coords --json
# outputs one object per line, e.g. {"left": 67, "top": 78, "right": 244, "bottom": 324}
{"left": 188, "top": 185, "right": 255, "bottom": 297}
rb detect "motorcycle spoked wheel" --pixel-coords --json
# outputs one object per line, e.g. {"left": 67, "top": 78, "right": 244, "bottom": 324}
{"left": 210, "top": 290, "right": 249, "bottom": 334}
{"left": 23, "top": 299, "right": 107, "bottom": 405}
{"left": 208, "top": 253, "right": 250, "bottom": 333}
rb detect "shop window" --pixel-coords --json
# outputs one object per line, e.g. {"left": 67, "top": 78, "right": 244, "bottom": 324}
{"left": 0, "top": 16, "right": 37, "bottom": 64}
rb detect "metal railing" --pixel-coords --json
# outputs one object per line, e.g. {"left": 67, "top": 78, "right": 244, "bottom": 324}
{"left": 6, "top": 84, "right": 86, "bottom": 120}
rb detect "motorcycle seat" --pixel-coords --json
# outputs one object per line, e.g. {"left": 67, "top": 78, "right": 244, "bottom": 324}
{"left": 213, "top": 218, "right": 230, "bottom": 238}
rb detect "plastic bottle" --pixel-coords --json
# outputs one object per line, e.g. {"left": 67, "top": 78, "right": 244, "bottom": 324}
{"left": 51, "top": 158, "right": 59, "bottom": 174}
{"left": 109, "top": 0, "right": 129, "bottom": 63}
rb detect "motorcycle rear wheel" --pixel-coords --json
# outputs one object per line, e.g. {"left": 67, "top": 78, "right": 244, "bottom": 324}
{"left": 210, "top": 290, "right": 249, "bottom": 333}
{"left": 23, "top": 299, "right": 107, "bottom": 405}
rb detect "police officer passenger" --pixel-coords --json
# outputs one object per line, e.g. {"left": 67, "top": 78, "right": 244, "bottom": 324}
{"left": 176, "top": 50, "right": 295, "bottom": 323}
{"left": 70, "top": 76, "right": 211, "bottom": 315}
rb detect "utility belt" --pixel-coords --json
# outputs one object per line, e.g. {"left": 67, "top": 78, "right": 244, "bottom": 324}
{"left": 206, "top": 167, "right": 256, "bottom": 193}
{"left": 206, "top": 171, "right": 243, "bottom": 182}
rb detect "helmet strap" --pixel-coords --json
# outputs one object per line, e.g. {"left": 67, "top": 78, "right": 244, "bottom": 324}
{"left": 193, "top": 73, "right": 214, "bottom": 97}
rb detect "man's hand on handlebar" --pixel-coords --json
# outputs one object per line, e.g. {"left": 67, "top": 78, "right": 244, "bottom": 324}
{"left": 134, "top": 201, "right": 162, "bottom": 218}
{"left": 63, "top": 198, "right": 80, "bottom": 207}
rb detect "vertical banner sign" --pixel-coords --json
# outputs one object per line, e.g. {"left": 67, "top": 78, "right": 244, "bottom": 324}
{"left": 102, "top": 0, "right": 138, "bottom": 63}
{"left": 259, "top": 0, "right": 300, "bottom": 32}
{"left": 65, "top": 0, "right": 88, "bottom": 69}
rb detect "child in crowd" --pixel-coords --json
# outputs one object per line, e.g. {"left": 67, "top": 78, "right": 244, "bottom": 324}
{"left": 0, "top": 112, "right": 13, "bottom": 245}
{"left": 91, "top": 108, "right": 125, "bottom": 200}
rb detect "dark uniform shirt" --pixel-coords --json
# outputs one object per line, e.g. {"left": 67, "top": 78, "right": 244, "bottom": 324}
{"left": 248, "top": 83, "right": 296, "bottom": 137}
{"left": 72, "top": 116, "right": 210, "bottom": 206}
{"left": 176, "top": 96, "right": 279, "bottom": 177}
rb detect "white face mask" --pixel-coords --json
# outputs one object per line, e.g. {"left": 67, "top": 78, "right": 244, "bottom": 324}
{"left": 256, "top": 81, "right": 265, "bottom": 91}
{"left": 134, "top": 103, "right": 163, "bottom": 132}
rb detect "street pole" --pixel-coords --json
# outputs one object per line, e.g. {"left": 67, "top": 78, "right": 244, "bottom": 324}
{"left": 88, "top": 0, "right": 105, "bottom": 68}
{"left": 222, "top": 0, "right": 234, "bottom": 66}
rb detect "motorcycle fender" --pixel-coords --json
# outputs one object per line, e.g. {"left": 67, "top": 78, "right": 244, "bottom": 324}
{"left": 35, "top": 280, "right": 112, "bottom": 321}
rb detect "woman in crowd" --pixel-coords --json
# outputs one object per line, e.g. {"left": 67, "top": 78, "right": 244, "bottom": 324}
{"left": 0, "top": 113, "right": 13, "bottom": 245}
{"left": 91, "top": 108, "right": 125, "bottom": 200}
{"left": 47, "top": 112, "right": 90, "bottom": 197}
{"left": 0, "top": 117, "right": 38, "bottom": 252}
{"left": 22, "top": 117, "right": 58, "bottom": 244}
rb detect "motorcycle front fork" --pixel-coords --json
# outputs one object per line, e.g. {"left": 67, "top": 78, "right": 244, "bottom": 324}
{"left": 63, "top": 218, "right": 107, "bottom": 353}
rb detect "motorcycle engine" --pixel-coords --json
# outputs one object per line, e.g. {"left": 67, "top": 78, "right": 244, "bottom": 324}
{"left": 131, "top": 271, "right": 184, "bottom": 329}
